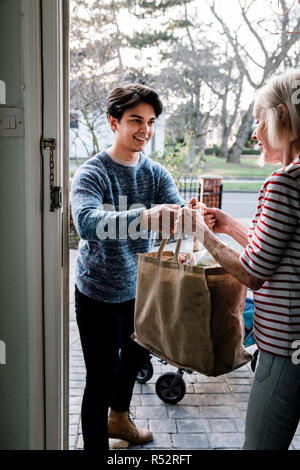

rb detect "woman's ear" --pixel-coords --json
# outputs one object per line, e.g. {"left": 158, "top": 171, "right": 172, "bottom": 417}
{"left": 277, "top": 104, "right": 289, "bottom": 126}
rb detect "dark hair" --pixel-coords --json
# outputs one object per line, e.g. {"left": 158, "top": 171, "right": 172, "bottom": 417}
{"left": 106, "top": 83, "right": 163, "bottom": 121}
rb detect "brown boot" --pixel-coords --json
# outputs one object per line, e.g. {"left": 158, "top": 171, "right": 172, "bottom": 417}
{"left": 108, "top": 410, "right": 153, "bottom": 445}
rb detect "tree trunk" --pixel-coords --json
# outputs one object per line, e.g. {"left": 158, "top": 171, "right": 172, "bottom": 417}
{"left": 189, "top": 133, "right": 196, "bottom": 166}
{"left": 117, "top": 47, "right": 125, "bottom": 85}
{"left": 219, "top": 133, "right": 229, "bottom": 159}
{"left": 227, "top": 103, "right": 253, "bottom": 163}
{"left": 218, "top": 75, "right": 230, "bottom": 159}
{"left": 197, "top": 134, "right": 205, "bottom": 152}
{"left": 82, "top": 109, "right": 100, "bottom": 155}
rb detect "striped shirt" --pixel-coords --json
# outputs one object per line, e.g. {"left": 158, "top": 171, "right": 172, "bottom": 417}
{"left": 240, "top": 157, "right": 300, "bottom": 357}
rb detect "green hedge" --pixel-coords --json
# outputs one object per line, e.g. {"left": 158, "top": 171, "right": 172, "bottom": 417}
{"left": 241, "top": 148, "right": 260, "bottom": 155}
{"left": 204, "top": 147, "right": 260, "bottom": 156}
{"left": 204, "top": 145, "right": 219, "bottom": 156}
{"left": 204, "top": 147, "right": 215, "bottom": 155}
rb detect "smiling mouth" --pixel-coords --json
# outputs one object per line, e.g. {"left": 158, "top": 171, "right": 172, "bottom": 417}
{"left": 134, "top": 136, "right": 147, "bottom": 143}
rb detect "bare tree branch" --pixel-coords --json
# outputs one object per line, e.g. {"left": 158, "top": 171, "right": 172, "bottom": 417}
{"left": 238, "top": 0, "right": 269, "bottom": 61}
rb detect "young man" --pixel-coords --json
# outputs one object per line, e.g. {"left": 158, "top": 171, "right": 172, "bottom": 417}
{"left": 71, "top": 84, "right": 192, "bottom": 452}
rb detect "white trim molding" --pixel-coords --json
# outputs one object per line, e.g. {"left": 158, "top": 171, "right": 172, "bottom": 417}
{"left": 62, "top": 0, "right": 70, "bottom": 451}
{"left": 21, "top": 0, "right": 45, "bottom": 450}
{"left": 41, "top": 0, "right": 69, "bottom": 450}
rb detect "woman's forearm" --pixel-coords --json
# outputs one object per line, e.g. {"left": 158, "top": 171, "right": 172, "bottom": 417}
{"left": 226, "top": 216, "right": 249, "bottom": 248}
{"left": 203, "top": 227, "right": 263, "bottom": 291}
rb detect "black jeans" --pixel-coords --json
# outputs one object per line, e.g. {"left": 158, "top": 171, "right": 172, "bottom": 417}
{"left": 75, "top": 285, "right": 149, "bottom": 452}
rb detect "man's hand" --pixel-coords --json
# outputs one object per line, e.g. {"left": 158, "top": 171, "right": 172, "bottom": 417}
{"left": 175, "top": 206, "right": 206, "bottom": 241}
{"left": 141, "top": 204, "right": 181, "bottom": 235}
{"left": 187, "top": 198, "right": 215, "bottom": 231}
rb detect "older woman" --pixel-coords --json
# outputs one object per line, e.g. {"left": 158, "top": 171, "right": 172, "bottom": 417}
{"left": 178, "top": 69, "right": 300, "bottom": 450}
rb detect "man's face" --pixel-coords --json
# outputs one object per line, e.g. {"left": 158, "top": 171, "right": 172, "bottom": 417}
{"left": 109, "top": 102, "right": 156, "bottom": 153}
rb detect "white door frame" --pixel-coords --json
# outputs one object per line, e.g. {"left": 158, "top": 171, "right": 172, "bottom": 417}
{"left": 62, "top": 0, "right": 70, "bottom": 452}
{"left": 22, "top": 0, "right": 44, "bottom": 450}
{"left": 41, "top": 0, "right": 69, "bottom": 450}
{"left": 22, "top": 0, "right": 69, "bottom": 450}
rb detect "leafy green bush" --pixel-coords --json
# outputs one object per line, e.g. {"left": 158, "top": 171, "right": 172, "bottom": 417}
{"left": 204, "top": 144, "right": 220, "bottom": 156}
{"left": 153, "top": 132, "right": 202, "bottom": 184}
{"left": 204, "top": 146, "right": 258, "bottom": 156}
{"left": 241, "top": 148, "right": 260, "bottom": 155}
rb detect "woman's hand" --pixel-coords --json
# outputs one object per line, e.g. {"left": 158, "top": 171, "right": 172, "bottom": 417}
{"left": 204, "top": 207, "right": 233, "bottom": 234}
{"left": 175, "top": 206, "right": 206, "bottom": 241}
{"left": 187, "top": 198, "right": 215, "bottom": 231}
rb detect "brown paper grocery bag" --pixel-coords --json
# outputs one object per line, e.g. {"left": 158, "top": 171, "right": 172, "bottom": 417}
{"left": 132, "top": 238, "right": 252, "bottom": 376}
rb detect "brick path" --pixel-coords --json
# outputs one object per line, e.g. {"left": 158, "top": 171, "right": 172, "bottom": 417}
{"left": 68, "top": 240, "right": 300, "bottom": 451}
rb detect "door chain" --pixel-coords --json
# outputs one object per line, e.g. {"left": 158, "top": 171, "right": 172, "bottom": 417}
{"left": 41, "top": 137, "right": 62, "bottom": 212}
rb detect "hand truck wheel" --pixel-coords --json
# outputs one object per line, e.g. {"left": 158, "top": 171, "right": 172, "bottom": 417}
{"left": 155, "top": 372, "right": 186, "bottom": 404}
{"left": 136, "top": 357, "right": 153, "bottom": 384}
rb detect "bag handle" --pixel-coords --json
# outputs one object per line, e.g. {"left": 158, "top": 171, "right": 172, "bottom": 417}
{"left": 156, "top": 236, "right": 182, "bottom": 263}
{"left": 157, "top": 178, "right": 204, "bottom": 260}
{"left": 156, "top": 236, "right": 202, "bottom": 262}
{"left": 193, "top": 177, "right": 204, "bottom": 253}
{"left": 156, "top": 236, "right": 169, "bottom": 258}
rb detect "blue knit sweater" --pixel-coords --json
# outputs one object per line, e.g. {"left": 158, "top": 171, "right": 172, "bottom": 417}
{"left": 71, "top": 151, "right": 184, "bottom": 303}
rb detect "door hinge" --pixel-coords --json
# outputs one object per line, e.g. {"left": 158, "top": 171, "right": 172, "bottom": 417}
{"left": 41, "top": 137, "right": 62, "bottom": 212}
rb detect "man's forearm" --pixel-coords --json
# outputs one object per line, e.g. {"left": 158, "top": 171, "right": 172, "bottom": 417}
{"left": 75, "top": 206, "right": 146, "bottom": 241}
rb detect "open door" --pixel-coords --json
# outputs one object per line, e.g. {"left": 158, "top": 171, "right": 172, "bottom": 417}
{"left": 40, "top": 0, "right": 70, "bottom": 449}
{"left": 0, "top": 0, "right": 69, "bottom": 450}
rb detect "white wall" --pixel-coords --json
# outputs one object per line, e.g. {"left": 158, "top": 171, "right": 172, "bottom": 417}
{"left": 0, "top": 0, "right": 30, "bottom": 450}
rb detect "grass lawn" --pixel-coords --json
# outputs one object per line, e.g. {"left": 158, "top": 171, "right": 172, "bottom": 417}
{"left": 200, "top": 155, "right": 278, "bottom": 179}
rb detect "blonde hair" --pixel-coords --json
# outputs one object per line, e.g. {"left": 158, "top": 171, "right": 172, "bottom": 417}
{"left": 255, "top": 69, "right": 300, "bottom": 149}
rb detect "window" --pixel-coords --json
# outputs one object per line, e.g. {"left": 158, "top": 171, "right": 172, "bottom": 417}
{"left": 70, "top": 113, "right": 79, "bottom": 129}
